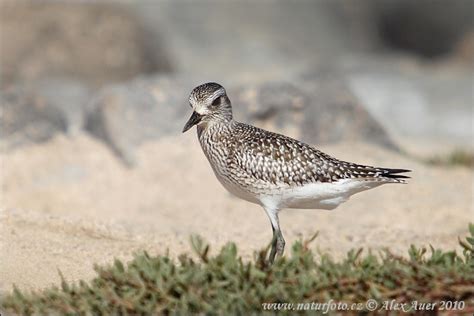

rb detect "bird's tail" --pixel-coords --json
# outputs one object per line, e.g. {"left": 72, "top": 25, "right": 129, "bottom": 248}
{"left": 342, "top": 161, "right": 412, "bottom": 183}
{"left": 373, "top": 168, "right": 411, "bottom": 183}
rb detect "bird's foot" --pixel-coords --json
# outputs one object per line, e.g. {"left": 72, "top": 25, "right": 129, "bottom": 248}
{"left": 268, "top": 233, "right": 285, "bottom": 264}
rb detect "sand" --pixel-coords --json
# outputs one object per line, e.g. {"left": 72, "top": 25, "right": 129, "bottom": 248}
{"left": 1, "top": 133, "right": 472, "bottom": 294}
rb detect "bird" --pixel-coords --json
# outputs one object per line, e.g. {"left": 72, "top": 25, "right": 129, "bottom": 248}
{"left": 182, "top": 82, "right": 410, "bottom": 263}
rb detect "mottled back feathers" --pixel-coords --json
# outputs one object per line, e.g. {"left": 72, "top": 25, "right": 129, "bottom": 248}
{"left": 199, "top": 121, "right": 410, "bottom": 192}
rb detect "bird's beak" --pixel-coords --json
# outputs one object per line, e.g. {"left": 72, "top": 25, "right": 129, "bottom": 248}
{"left": 182, "top": 111, "right": 202, "bottom": 133}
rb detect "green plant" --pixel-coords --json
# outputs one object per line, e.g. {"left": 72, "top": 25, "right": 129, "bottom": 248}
{"left": 2, "top": 225, "right": 474, "bottom": 315}
{"left": 425, "top": 150, "right": 474, "bottom": 168}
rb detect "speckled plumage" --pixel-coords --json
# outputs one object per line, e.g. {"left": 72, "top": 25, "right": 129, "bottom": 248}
{"left": 201, "top": 121, "right": 407, "bottom": 191}
{"left": 183, "top": 82, "right": 411, "bottom": 263}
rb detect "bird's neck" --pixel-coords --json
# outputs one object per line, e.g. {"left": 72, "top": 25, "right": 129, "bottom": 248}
{"left": 197, "top": 118, "right": 235, "bottom": 140}
{"left": 197, "top": 120, "right": 236, "bottom": 174}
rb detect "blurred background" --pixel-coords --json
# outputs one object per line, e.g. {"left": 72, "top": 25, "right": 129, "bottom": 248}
{"left": 0, "top": 0, "right": 473, "bottom": 293}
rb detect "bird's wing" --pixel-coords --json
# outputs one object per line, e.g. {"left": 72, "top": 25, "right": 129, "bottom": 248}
{"left": 230, "top": 123, "right": 410, "bottom": 186}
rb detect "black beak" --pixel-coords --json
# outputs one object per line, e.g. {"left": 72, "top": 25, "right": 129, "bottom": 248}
{"left": 182, "top": 111, "right": 202, "bottom": 133}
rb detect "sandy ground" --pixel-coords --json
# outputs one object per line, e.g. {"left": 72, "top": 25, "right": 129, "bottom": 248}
{"left": 1, "top": 133, "right": 473, "bottom": 295}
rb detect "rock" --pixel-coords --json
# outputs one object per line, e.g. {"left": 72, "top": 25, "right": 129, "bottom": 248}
{"left": 230, "top": 75, "right": 399, "bottom": 151}
{"left": 303, "top": 74, "right": 399, "bottom": 151}
{"left": 86, "top": 74, "right": 398, "bottom": 165}
{"left": 85, "top": 76, "right": 195, "bottom": 166}
{"left": 0, "top": 79, "right": 92, "bottom": 150}
{"left": 134, "top": 1, "right": 368, "bottom": 83}
{"left": 0, "top": 1, "right": 172, "bottom": 88}
{"left": 344, "top": 56, "right": 474, "bottom": 153}
{"left": 452, "top": 31, "right": 474, "bottom": 63}
{"left": 133, "top": 0, "right": 473, "bottom": 84}
{"left": 0, "top": 72, "right": 399, "bottom": 165}
{"left": 373, "top": 0, "right": 474, "bottom": 58}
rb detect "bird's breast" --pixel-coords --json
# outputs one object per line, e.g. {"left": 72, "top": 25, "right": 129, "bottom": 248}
{"left": 197, "top": 128, "right": 263, "bottom": 204}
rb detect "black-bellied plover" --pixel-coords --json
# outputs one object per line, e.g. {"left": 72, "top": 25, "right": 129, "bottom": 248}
{"left": 183, "top": 82, "right": 410, "bottom": 263}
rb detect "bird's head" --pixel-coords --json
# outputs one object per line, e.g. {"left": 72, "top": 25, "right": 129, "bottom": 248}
{"left": 182, "top": 82, "right": 233, "bottom": 133}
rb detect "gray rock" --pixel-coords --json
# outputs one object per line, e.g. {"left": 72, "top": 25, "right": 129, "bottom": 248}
{"left": 373, "top": 0, "right": 474, "bottom": 58}
{"left": 302, "top": 74, "right": 399, "bottom": 151}
{"left": 346, "top": 59, "right": 474, "bottom": 148}
{"left": 0, "top": 79, "right": 91, "bottom": 150}
{"left": 134, "top": 1, "right": 368, "bottom": 84}
{"left": 0, "top": 1, "right": 172, "bottom": 88}
{"left": 86, "top": 75, "right": 398, "bottom": 166}
{"left": 230, "top": 75, "right": 399, "bottom": 151}
{"left": 133, "top": 0, "right": 473, "bottom": 84}
{"left": 85, "top": 76, "right": 195, "bottom": 165}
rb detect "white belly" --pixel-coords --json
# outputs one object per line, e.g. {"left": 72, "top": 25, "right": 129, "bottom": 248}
{"left": 203, "top": 140, "right": 384, "bottom": 211}
{"left": 259, "top": 179, "right": 384, "bottom": 210}
{"left": 214, "top": 172, "right": 261, "bottom": 205}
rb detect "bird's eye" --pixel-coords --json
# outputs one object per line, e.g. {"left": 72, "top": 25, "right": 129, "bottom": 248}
{"left": 211, "top": 97, "right": 221, "bottom": 107}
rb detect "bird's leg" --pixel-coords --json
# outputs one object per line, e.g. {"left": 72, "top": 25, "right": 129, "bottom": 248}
{"left": 275, "top": 229, "right": 285, "bottom": 258}
{"left": 269, "top": 226, "right": 285, "bottom": 264}
{"left": 269, "top": 226, "right": 278, "bottom": 264}
{"left": 264, "top": 206, "right": 285, "bottom": 264}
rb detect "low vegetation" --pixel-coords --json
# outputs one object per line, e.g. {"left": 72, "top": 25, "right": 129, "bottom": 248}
{"left": 2, "top": 225, "right": 474, "bottom": 315}
{"left": 425, "top": 149, "right": 474, "bottom": 168}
